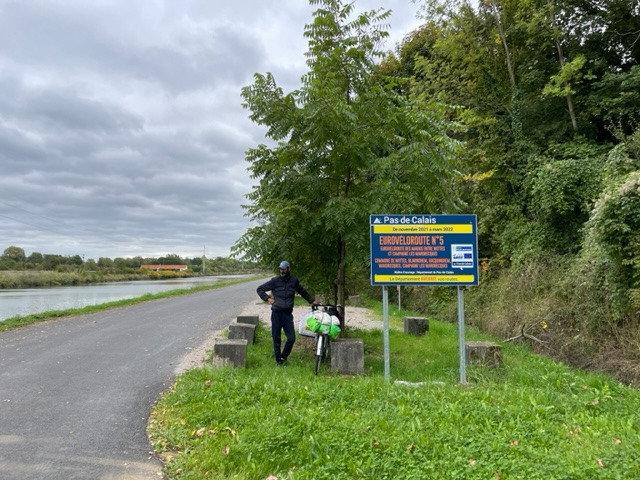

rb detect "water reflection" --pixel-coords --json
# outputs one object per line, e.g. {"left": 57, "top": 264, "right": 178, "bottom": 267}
{"left": 0, "top": 275, "right": 248, "bottom": 322}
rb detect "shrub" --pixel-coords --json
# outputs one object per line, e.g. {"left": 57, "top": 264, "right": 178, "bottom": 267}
{"left": 586, "top": 171, "right": 640, "bottom": 318}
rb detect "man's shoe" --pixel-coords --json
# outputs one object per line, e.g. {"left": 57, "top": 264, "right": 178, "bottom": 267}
{"left": 276, "top": 359, "right": 287, "bottom": 366}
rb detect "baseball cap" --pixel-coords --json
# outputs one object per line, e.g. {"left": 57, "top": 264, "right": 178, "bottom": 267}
{"left": 278, "top": 260, "right": 290, "bottom": 269}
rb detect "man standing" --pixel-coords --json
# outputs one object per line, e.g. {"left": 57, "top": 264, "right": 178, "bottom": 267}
{"left": 257, "top": 261, "right": 317, "bottom": 365}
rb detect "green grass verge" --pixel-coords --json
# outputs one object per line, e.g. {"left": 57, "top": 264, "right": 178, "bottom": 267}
{"left": 0, "top": 275, "right": 263, "bottom": 332}
{"left": 148, "top": 309, "right": 640, "bottom": 479}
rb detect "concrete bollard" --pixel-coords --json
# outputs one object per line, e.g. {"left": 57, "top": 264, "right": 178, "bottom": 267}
{"left": 331, "top": 338, "right": 364, "bottom": 374}
{"left": 465, "top": 341, "right": 503, "bottom": 367}
{"left": 236, "top": 315, "right": 260, "bottom": 327}
{"left": 348, "top": 295, "right": 362, "bottom": 306}
{"left": 213, "top": 339, "right": 248, "bottom": 368}
{"left": 403, "top": 316, "right": 429, "bottom": 336}
{"left": 228, "top": 321, "right": 256, "bottom": 344}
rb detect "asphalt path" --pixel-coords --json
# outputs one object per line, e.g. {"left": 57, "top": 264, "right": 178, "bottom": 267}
{"left": 0, "top": 278, "right": 266, "bottom": 480}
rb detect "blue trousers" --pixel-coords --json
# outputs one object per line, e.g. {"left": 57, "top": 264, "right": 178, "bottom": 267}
{"left": 271, "top": 310, "right": 295, "bottom": 362}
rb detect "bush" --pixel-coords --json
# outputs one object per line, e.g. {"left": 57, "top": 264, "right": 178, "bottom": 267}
{"left": 585, "top": 171, "right": 640, "bottom": 318}
{"left": 522, "top": 141, "right": 606, "bottom": 254}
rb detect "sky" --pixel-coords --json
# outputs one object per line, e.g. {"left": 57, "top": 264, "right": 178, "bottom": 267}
{"left": 0, "top": 0, "right": 423, "bottom": 261}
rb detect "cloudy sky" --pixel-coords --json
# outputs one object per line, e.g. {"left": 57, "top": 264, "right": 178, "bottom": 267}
{"left": 0, "top": 0, "right": 422, "bottom": 261}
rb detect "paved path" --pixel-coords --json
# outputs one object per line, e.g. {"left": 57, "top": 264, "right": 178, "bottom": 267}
{"left": 0, "top": 278, "right": 265, "bottom": 480}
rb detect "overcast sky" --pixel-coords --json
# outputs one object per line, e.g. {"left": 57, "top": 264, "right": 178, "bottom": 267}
{"left": 0, "top": 0, "right": 423, "bottom": 261}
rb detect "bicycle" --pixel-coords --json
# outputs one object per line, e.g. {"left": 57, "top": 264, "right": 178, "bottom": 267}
{"left": 310, "top": 304, "right": 343, "bottom": 375}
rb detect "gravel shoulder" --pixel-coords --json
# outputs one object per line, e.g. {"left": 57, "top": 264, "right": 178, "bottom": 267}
{"left": 174, "top": 300, "right": 383, "bottom": 374}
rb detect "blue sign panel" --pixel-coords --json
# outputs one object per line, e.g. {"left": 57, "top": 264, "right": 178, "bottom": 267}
{"left": 370, "top": 214, "right": 479, "bottom": 286}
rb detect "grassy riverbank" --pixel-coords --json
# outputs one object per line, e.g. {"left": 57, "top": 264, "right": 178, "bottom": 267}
{"left": 0, "top": 275, "right": 263, "bottom": 332}
{"left": 148, "top": 305, "right": 640, "bottom": 479}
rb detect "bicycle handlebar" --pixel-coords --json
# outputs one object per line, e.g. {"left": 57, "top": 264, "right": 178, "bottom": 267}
{"left": 312, "top": 303, "right": 344, "bottom": 321}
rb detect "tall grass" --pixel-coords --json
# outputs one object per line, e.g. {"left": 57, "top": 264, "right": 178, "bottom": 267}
{"left": 148, "top": 311, "right": 640, "bottom": 479}
{"left": 398, "top": 256, "right": 640, "bottom": 387}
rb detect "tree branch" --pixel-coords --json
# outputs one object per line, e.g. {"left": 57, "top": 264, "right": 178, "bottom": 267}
{"left": 505, "top": 323, "right": 548, "bottom": 347}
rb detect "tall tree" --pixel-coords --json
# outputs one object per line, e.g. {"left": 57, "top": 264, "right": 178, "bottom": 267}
{"left": 234, "top": 0, "right": 460, "bottom": 316}
{"left": 2, "top": 246, "right": 26, "bottom": 263}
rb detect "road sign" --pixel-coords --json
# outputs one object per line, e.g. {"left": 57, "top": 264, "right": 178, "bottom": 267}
{"left": 370, "top": 214, "right": 478, "bottom": 286}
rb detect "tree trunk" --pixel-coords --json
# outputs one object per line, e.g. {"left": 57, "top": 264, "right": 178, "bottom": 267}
{"left": 550, "top": 5, "right": 578, "bottom": 131}
{"left": 337, "top": 235, "right": 346, "bottom": 330}
{"left": 565, "top": 91, "right": 578, "bottom": 131}
{"left": 336, "top": 164, "right": 351, "bottom": 331}
{"left": 490, "top": 0, "right": 521, "bottom": 140}
{"left": 490, "top": 0, "right": 516, "bottom": 91}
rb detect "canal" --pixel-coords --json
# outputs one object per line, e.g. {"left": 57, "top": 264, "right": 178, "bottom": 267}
{"left": 0, "top": 275, "right": 249, "bottom": 322}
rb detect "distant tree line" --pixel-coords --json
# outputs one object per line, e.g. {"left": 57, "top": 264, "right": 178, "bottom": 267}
{"left": 0, "top": 245, "right": 256, "bottom": 275}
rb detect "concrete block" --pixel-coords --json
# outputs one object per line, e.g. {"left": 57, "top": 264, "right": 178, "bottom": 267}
{"left": 228, "top": 321, "right": 256, "bottom": 344}
{"left": 348, "top": 295, "right": 362, "bottom": 306}
{"left": 465, "top": 341, "right": 503, "bottom": 367}
{"left": 237, "top": 315, "right": 260, "bottom": 326}
{"left": 213, "top": 338, "right": 248, "bottom": 368}
{"left": 403, "top": 316, "right": 429, "bottom": 336}
{"left": 331, "top": 338, "right": 364, "bottom": 374}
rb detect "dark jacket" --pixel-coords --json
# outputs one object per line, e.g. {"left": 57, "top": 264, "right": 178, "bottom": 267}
{"left": 257, "top": 274, "right": 314, "bottom": 313}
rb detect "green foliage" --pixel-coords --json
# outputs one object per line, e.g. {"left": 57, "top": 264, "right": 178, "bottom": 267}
{"left": 522, "top": 140, "right": 607, "bottom": 253}
{"left": 577, "top": 131, "right": 640, "bottom": 318}
{"left": 586, "top": 172, "right": 640, "bottom": 316}
{"left": 149, "top": 321, "right": 640, "bottom": 479}
{"left": 392, "top": 0, "right": 640, "bottom": 263}
{"left": 371, "top": 0, "right": 640, "bottom": 393}
{"left": 0, "top": 245, "right": 255, "bottom": 276}
{"left": 543, "top": 54, "right": 594, "bottom": 99}
{"left": 2, "top": 246, "right": 26, "bottom": 264}
{"left": 235, "top": 0, "right": 460, "bottom": 303}
{"left": 588, "top": 65, "right": 640, "bottom": 136}
{"left": 457, "top": 139, "right": 607, "bottom": 264}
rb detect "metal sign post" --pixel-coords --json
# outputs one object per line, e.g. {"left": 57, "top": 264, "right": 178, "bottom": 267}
{"left": 382, "top": 286, "right": 390, "bottom": 380}
{"left": 457, "top": 286, "right": 467, "bottom": 384}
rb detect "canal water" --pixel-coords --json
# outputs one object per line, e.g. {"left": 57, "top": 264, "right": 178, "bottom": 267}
{"left": 0, "top": 275, "right": 249, "bottom": 322}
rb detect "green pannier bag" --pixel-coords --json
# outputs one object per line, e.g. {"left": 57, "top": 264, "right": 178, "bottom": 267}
{"left": 329, "top": 324, "right": 341, "bottom": 339}
{"left": 306, "top": 315, "right": 321, "bottom": 333}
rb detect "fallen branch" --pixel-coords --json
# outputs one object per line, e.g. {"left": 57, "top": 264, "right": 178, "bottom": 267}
{"left": 505, "top": 323, "right": 548, "bottom": 347}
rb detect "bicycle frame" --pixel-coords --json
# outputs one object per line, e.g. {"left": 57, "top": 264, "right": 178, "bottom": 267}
{"left": 314, "top": 331, "right": 328, "bottom": 375}
{"left": 311, "top": 304, "right": 343, "bottom": 375}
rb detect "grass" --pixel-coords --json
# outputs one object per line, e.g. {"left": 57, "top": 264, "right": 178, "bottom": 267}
{"left": 148, "top": 306, "right": 640, "bottom": 479}
{"left": 0, "top": 275, "right": 263, "bottom": 332}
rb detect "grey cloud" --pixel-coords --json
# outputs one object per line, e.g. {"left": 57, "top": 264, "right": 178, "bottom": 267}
{"left": 0, "top": 2, "right": 265, "bottom": 94}
{"left": 22, "top": 90, "right": 143, "bottom": 134}
{"left": 0, "top": 124, "right": 47, "bottom": 166}
{"left": 126, "top": 24, "right": 266, "bottom": 94}
{"left": 0, "top": 0, "right": 420, "bottom": 260}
